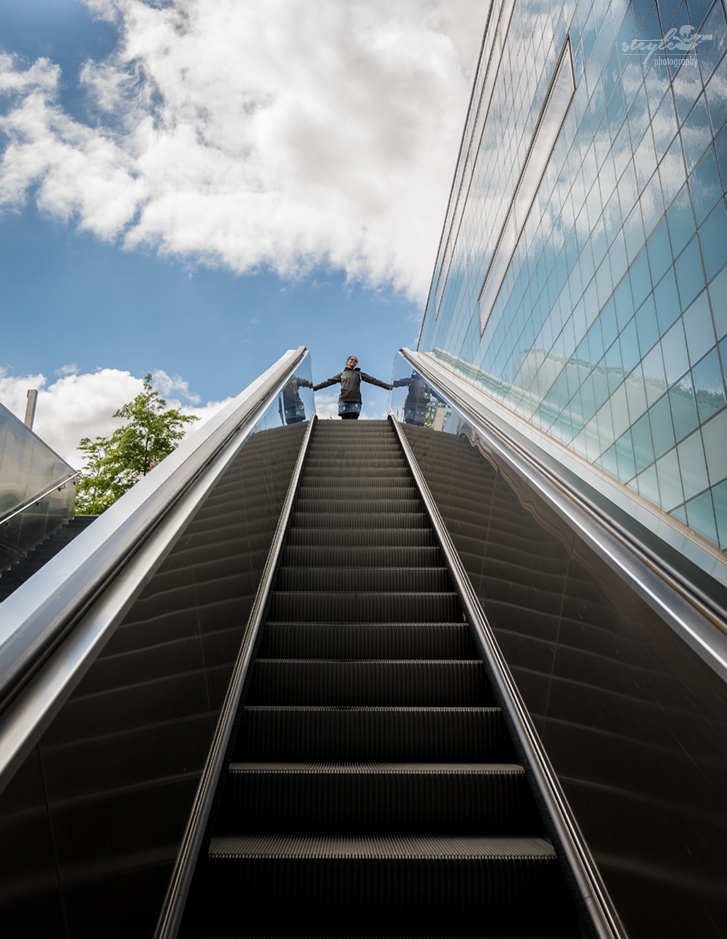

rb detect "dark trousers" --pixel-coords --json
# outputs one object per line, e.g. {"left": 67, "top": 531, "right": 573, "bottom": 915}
{"left": 340, "top": 412, "right": 359, "bottom": 420}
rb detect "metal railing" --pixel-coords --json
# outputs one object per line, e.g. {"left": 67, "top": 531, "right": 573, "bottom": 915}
{"left": 0, "top": 471, "right": 81, "bottom": 529}
{"left": 0, "top": 347, "right": 309, "bottom": 796}
{"left": 397, "top": 347, "right": 727, "bottom": 685}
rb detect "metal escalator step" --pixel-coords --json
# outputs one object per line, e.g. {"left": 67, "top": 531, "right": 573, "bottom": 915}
{"left": 221, "top": 762, "right": 535, "bottom": 833}
{"left": 301, "top": 467, "right": 412, "bottom": 481}
{"left": 210, "top": 832, "right": 555, "bottom": 859}
{"left": 237, "top": 706, "right": 511, "bottom": 762}
{"left": 246, "top": 660, "right": 489, "bottom": 707}
{"left": 303, "top": 459, "right": 408, "bottom": 471}
{"left": 295, "top": 499, "right": 425, "bottom": 515}
{"left": 276, "top": 568, "right": 452, "bottom": 592}
{"left": 268, "top": 592, "right": 462, "bottom": 623}
{"left": 203, "top": 834, "right": 566, "bottom": 923}
{"left": 289, "top": 512, "right": 430, "bottom": 530}
{"left": 260, "top": 622, "right": 474, "bottom": 659}
{"left": 286, "top": 528, "right": 437, "bottom": 547}
{"left": 281, "top": 545, "right": 442, "bottom": 567}
{"left": 306, "top": 442, "right": 401, "bottom": 454}
{"left": 298, "top": 481, "right": 418, "bottom": 495}
{"left": 191, "top": 934, "right": 578, "bottom": 938}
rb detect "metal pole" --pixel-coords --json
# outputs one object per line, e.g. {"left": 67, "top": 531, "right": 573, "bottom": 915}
{"left": 24, "top": 390, "right": 38, "bottom": 431}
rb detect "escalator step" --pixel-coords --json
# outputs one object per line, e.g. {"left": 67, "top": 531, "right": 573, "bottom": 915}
{"left": 301, "top": 465, "right": 412, "bottom": 479}
{"left": 210, "top": 831, "right": 555, "bottom": 859}
{"left": 260, "top": 622, "right": 474, "bottom": 659}
{"left": 286, "top": 528, "right": 437, "bottom": 547}
{"left": 237, "top": 706, "right": 512, "bottom": 762}
{"left": 289, "top": 512, "right": 431, "bottom": 530}
{"left": 191, "top": 933, "right": 577, "bottom": 938}
{"left": 268, "top": 592, "right": 463, "bottom": 623}
{"left": 203, "top": 834, "right": 565, "bottom": 923}
{"left": 281, "top": 545, "right": 442, "bottom": 567}
{"left": 246, "top": 660, "right": 489, "bottom": 706}
{"left": 298, "top": 480, "right": 417, "bottom": 493}
{"left": 303, "top": 458, "right": 408, "bottom": 470}
{"left": 276, "top": 567, "right": 452, "bottom": 592}
{"left": 221, "top": 761, "right": 536, "bottom": 833}
{"left": 295, "top": 499, "right": 425, "bottom": 515}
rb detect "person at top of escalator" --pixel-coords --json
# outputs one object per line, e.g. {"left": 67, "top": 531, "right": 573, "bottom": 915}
{"left": 313, "top": 355, "right": 392, "bottom": 420}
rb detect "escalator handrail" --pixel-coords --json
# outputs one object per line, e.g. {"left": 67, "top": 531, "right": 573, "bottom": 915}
{"left": 154, "top": 415, "right": 317, "bottom": 939}
{"left": 397, "top": 347, "right": 727, "bottom": 684}
{"left": 391, "top": 414, "right": 626, "bottom": 939}
{"left": 0, "top": 347, "right": 308, "bottom": 793}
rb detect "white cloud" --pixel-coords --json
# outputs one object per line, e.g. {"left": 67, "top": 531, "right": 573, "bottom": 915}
{"left": 0, "top": 367, "right": 228, "bottom": 467}
{"left": 151, "top": 368, "right": 202, "bottom": 405}
{"left": 314, "top": 391, "right": 340, "bottom": 420}
{"left": 0, "top": 0, "right": 485, "bottom": 301}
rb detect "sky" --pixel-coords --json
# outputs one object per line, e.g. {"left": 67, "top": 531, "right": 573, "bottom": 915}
{"left": 0, "top": 0, "right": 486, "bottom": 466}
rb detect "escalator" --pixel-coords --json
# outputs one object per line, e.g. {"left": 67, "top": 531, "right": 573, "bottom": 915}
{"left": 1, "top": 348, "right": 726, "bottom": 939}
{"left": 180, "top": 419, "right": 578, "bottom": 936}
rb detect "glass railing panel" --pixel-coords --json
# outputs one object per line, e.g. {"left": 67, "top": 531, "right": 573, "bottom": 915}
{"left": 0, "top": 404, "right": 76, "bottom": 567}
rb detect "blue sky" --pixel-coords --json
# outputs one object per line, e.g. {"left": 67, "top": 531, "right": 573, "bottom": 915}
{"left": 0, "top": 0, "right": 483, "bottom": 462}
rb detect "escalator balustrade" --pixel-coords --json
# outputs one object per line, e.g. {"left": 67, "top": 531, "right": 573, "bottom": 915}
{"left": 181, "top": 419, "right": 579, "bottom": 936}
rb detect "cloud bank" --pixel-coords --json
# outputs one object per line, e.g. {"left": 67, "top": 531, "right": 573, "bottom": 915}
{"left": 0, "top": 367, "right": 231, "bottom": 467}
{"left": 0, "top": 0, "right": 484, "bottom": 301}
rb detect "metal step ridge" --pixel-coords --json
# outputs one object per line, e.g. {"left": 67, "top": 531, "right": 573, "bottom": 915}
{"left": 294, "top": 499, "right": 425, "bottom": 512}
{"left": 247, "top": 660, "right": 488, "bottom": 707}
{"left": 209, "top": 833, "right": 556, "bottom": 859}
{"left": 285, "top": 529, "right": 437, "bottom": 545}
{"left": 280, "top": 546, "right": 442, "bottom": 563}
{"left": 259, "top": 622, "right": 475, "bottom": 660}
{"left": 275, "top": 569, "right": 452, "bottom": 591}
{"left": 228, "top": 761, "right": 522, "bottom": 774}
{"left": 188, "top": 933, "right": 577, "bottom": 938}
{"left": 288, "top": 512, "right": 431, "bottom": 528}
{"left": 253, "top": 660, "right": 481, "bottom": 670}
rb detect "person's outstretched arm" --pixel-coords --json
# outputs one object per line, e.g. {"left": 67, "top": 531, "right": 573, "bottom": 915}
{"left": 313, "top": 373, "right": 342, "bottom": 391}
{"left": 361, "top": 372, "right": 393, "bottom": 391}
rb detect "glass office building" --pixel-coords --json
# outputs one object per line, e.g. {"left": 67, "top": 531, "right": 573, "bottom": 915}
{"left": 419, "top": 0, "right": 727, "bottom": 557}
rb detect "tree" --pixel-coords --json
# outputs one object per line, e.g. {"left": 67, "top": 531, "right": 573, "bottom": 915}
{"left": 74, "top": 374, "right": 199, "bottom": 515}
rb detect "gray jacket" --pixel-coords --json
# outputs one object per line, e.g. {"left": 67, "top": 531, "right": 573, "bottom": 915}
{"left": 314, "top": 367, "right": 391, "bottom": 403}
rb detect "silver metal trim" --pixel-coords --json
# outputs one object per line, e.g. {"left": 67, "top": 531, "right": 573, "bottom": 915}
{"left": 398, "top": 348, "right": 727, "bottom": 684}
{"left": 154, "top": 415, "right": 317, "bottom": 939}
{"left": 0, "top": 348, "right": 308, "bottom": 796}
{"left": 432, "top": 0, "right": 517, "bottom": 322}
{"left": 0, "top": 471, "right": 81, "bottom": 528}
{"left": 390, "top": 413, "right": 625, "bottom": 939}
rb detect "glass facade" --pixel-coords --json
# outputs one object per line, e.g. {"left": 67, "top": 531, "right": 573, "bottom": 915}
{"left": 419, "top": 0, "right": 727, "bottom": 553}
{"left": 0, "top": 403, "right": 76, "bottom": 568}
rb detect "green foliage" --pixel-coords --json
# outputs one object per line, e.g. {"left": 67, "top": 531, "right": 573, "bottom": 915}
{"left": 74, "top": 374, "right": 199, "bottom": 515}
